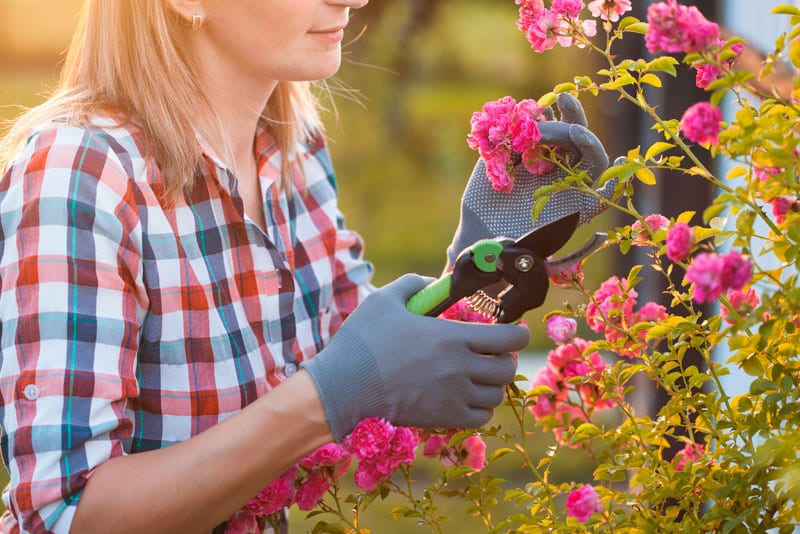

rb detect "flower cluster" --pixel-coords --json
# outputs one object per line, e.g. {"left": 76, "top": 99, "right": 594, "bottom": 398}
{"left": 422, "top": 430, "right": 487, "bottom": 472}
{"left": 685, "top": 250, "right": 752, "bottom": 304}
{"left": 528, "top": 317, "right": 622, "bottom": 446}
{"left": 585, "top": 276, "right": 666, "bottom": 359}
{"left": 226, "top": 443, "right": 352, "bottom": 533}
{"left": 467, "top": 96, "right": 551, "bottom": 191}
{"left": 644, "top": 0, "right": 719, "bottom": 55}
{"left": 229, "top": 418, "right": 420, "bottom": 531}
{"left": 515, "top": 0, "right": 602, "bottom": 53}
{"left": 345, "top": 417, "right": 419, "bottom": 492}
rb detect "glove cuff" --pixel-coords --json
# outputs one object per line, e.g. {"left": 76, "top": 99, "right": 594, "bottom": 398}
{"left": 300, "top": 327, "right": 387, "bottom": 441}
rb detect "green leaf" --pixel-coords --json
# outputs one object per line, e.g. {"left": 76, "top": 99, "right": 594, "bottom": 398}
{"left": 489, "top": 448, "right": 514, "bottom": 462}
{"left": 741, "top": 357, "right": 764, "bottom": 377}
{"left": 646, "top": 56, "right": 679, "bottom": 77}
{"left": 599, "top": 161, "right": 638, "bottom": 183}
{"left": 531, "top": 196, "right": 550, "bottom": 222}
{"left": 600, "top": 74, "right": 636, "bottom": 89}
{"left": 617, "top": 16, "right": 641, "bottom": 31}
{"left": 645, "top": 142, "right": 675, "bottom": 161}
{"left": 725, "top": 166, "right": 748, "bottom": 180}
{"left": 625, "top": 22, "right": 649, "bottom": 34}
{"left": 554, "top": 82, "right": 577, "bottom": 93}
{"left": 635, "top": 167, "right": 657, "bottom": 185}
{"left": 640, "top": 73, "right": 663, "bottom": 87}
{"left": 538, "top": 92, "right": 557, "bottom": 107}
{"left": 703, "top": 203, "right": 728, "bottom": 224}
{"left": 789, "top": 223, "right": 800, "bottom": 244}
{"left": 772, "top": 4, "right": 800, "bottom": 16}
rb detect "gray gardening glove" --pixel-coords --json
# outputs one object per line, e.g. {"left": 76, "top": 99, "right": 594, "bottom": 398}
{"left": 447, "top": 93, "right": 616, "bottom": 266}
{"left": 301, "top": 274, "right": 530, "bottom": 441}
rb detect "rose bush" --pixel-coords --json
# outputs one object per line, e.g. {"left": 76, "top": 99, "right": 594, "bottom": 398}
{"left": 234, "top": 1, "right": 800, "bottom": 532}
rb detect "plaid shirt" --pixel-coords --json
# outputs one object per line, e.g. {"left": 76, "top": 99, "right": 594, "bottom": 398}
{"left": 0, "top": 113, "right": 373, "bottom": 532}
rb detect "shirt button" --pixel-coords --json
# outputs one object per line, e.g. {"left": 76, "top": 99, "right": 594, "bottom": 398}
{"left": 22, "top": 384, "right": 40, "bottom": 400}
{"left": 285, "top": 363, "right": 297, "bottom": 376}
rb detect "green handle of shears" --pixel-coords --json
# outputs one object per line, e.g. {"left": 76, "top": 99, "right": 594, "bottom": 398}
{"left": 406, "top": 275, "right": 452, "bottom": 316}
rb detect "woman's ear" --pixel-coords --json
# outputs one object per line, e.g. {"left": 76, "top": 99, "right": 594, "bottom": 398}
{"left": 165, "top": 0, "right": 205, "bottom": 25}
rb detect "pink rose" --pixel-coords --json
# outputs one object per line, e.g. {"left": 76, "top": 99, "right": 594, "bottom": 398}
{"left": 585, "top": 276, "right": 637, "bottom": 334}
{"left": 345, "top": 417, "right": 394, "bottom": 459}
{"left": 528, "top": 366, "right": 567, "bottom": 419}
{"left": 645, "top": 0, "right": 719, "bottom": 54}
{"left": 546, "top": 315, "right": 578, "bottom": 345}
{"left": 675, "top": 443, "right": 705, "bottom": 471}
{"left": 684, "top": 250, "right": 749, "bottom": 304}
{"left": 294, "top": 473, "right": 331, "bottom": 511}
{"left": 462, "top": 436, "right": 487, "bottom": 471}
{"left": 666, "top": 222, "right": 693, "bottom": 262}
{"left": 566, "top": 484, "right": 603, "bottom": 522}
{"left": 695, "top": 41, "right": 745, "bottom": 89}
{"left": 638, "top": 302, "right": 667, "bottom": 323}
{"left": 549, "top": 259, "right": 585, "bottom": 287}
{"left": 422, "top": 434, "right": 450, "bottom": 460}
{"left": 680, "top": 102, "right": 723, "bottom": 145}
{"left": 770, "top": 196, "right": 797, "bottom": 224}
{"left": 551, "top": 0, "right": 585, "bottom": 18}
{"left": 224, "top": 512, "right": 259, "bottom": 534}
{"left": 720, "top": 288, "right": 759, "bottom": 325}
{"left": 685, "top": 252, "right": 725, "bottom": 304}
{"left": 719, "top": 250, "right": 752, "bottom": 291}
{"left": 353, "top": 460, "right": 386, "bottom": 492}
{"left": 245, "top": 465, "right": 298, "bottom": 517}
{"left": 546, "top": 338, "right": 590, "bottom": 370}
{"left": 631, "top": 213, "right": 670, "bottom": 245}
{"left": 587, "top": 0, "right": 632, "bottom": 22}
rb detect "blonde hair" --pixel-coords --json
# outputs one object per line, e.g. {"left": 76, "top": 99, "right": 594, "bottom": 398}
{"left": 0, "top": 0, "right": 321, "bottom": 198}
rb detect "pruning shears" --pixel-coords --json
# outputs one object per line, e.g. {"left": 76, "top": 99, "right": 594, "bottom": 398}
{"left": 406, "top": 212, "right": 607, "bottom": 323}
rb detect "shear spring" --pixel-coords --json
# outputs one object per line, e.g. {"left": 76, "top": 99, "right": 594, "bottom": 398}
{"left": 466, "top": 290, "right": 502, "bottom": 322}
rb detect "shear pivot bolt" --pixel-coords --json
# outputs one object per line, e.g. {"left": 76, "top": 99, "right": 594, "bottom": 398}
{"left": 515, "top": 255, "right": 534, "bottom": 272}
{"left": 483, "top": 253, "right": 497, "bottom": 263}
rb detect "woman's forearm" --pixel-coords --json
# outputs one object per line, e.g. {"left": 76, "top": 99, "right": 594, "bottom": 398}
{"left": 71, "top": 370, "right": 332, "bottom": 534}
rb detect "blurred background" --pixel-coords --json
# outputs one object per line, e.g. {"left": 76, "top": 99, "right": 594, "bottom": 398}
{"left": 0, "top": 0, "right": 724, "bottom": 530}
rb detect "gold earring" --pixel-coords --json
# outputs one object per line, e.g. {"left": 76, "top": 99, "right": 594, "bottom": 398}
{"left": 190, "top": 13, "right": 205, "bottom": 30}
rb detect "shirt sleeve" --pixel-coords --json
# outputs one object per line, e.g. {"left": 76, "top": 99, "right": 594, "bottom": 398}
{"left": 0, "top": 123, "right": 145, "bottom": 532}
{"left": 307, "top": 138, "right": 374, "bottom": 335}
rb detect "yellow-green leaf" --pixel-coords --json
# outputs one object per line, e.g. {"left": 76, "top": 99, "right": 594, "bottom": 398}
{"left": 538, "top": 92, "right": 557, "bottom": 107}
{"left": 645, "top": 141, "right": 675, "bottom": 160}
{"left": 554, "top": 82, "right": 577, "bottom": 93}
{"left": 677, "top": 210, "right": 696, "bottom": 224}
{"left": 641, "top": 73, "right": 662, "bottom": 87}
{"left": 635, "top": 167, "right": 657, "bottom": 185}
{"left": 703, "top": 203, "right": 727, "bottom": 224}
{"left": 725, "top": 166, "right": 748, "bottom": 180}
{"left": 772, "top": 4, "right": 800, "bottom": 16}
{"left": 625, "top": 22, "right": 649, "bottom": 34}
{"left": 601, "top": 74, "right": 636, "bottom": 89}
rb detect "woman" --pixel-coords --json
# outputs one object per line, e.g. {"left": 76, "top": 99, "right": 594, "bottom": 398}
{"left": 0, "top": 1, "right": 530, "bottom": 532}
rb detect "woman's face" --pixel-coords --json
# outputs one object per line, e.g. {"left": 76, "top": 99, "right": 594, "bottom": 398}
{"left": 195, "top": 0, "right": 369, "bottom": 86}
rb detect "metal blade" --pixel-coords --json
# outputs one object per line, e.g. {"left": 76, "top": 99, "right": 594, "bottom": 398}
{"left": 512, "top": 211, "right": 580, "bottom": 259}
{"left": 544, "top": 232, "right": 608, "bottom": 276}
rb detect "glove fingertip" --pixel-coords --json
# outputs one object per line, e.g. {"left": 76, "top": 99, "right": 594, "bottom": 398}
{"left": 556, "top": 93, "right": 588, "bottom": 127}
